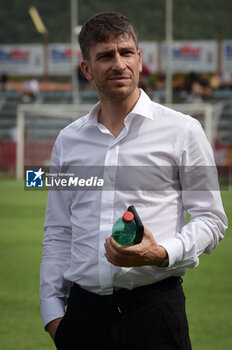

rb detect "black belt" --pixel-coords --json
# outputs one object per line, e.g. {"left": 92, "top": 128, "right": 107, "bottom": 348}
{"left": 70, "top": 277, "right": 182, "bottom": 314}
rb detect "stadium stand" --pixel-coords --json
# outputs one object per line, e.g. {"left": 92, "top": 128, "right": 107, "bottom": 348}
{"left": 217, "top": 101, "right": 232, "bottom": 145}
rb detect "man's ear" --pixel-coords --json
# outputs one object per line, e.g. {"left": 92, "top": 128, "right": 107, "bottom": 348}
{"left": 80, "top": 60, "right": 93, "bottom": 81}
{"left": 138, "top": 50, "right": 143, "bottom": 73}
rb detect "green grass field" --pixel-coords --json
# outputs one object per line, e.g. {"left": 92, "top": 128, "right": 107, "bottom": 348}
{"left": 0, "top": 179, "right": 231, "bottom": 350}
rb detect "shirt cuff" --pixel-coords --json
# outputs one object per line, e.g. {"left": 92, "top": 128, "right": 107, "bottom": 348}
{"left": 40, "top": 297, "right": 65, "bottom": 328}
{"left": 159, "top": 237, "right": 184, "bottom": 268}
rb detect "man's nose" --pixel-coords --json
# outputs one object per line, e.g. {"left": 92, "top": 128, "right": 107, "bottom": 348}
{"left": 111, "top": 53, "right": 126, "bottom": 71}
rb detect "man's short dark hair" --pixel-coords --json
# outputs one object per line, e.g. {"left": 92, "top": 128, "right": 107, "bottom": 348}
{"left": 79, "top": 12, "right": 138, "bottom": 60}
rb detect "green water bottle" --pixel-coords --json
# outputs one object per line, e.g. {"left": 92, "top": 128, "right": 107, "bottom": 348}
{"left": 111, "top": 211, "right": 137, "bottom": 246}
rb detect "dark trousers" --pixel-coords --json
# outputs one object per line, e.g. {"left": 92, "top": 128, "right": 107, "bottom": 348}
{"left": 54, "top": 277, "right": 192, "bottom": 350}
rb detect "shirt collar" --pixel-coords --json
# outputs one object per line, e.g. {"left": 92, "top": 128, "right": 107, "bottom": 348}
{"left": 85, "top": 88, "right": 154, "bottom": 126}
{"left": 127, "top": 89, "right": 154, "bottom": 121}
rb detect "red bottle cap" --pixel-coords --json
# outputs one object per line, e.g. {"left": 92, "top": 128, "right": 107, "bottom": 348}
{"left": 122, "top": 211, "right": 134, "bottom": 222}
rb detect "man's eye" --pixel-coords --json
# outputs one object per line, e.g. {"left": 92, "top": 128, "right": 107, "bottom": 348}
{"left": 122, "top": 51, "right": 134, "bottom": 56}
{"left": 99, "top": 54, "right": 111, "bottom": 59}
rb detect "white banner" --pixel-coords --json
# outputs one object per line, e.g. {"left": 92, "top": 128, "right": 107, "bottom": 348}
{"left": 0, "top": 44, "right": 43, "bottom": 75}
{"left": 221, "top": 40, "right": 232, "bottom": 72}
{"left": 162, "top": 41, "right": 218, "bottom": 73}
{"left": 49, "top": 43, "right": 82, "bottom": 75}
{"left": 139, "top": 42, "right": 158, "bottom": 73}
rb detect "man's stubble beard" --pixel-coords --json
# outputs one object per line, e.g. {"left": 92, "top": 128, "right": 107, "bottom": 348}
{"left": 94, "top": 74, "right": 140, "bottom": 101}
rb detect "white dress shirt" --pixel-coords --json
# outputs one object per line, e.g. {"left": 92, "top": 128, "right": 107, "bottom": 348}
{"left": 40, "top": 89, "right": 228, "bottom": 327}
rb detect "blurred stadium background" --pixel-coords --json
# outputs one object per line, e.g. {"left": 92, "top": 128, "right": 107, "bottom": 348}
{"left": 0, "top": 1, "right": 231, "bottom": 349}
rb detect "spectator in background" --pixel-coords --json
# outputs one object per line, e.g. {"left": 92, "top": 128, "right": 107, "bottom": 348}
{"left": 220, "top": 72, "right": 232, "bottom": 89}
{"left": 184, "top": 72, "right": 203, "bottom": 102}
{"left": 173, "top": 74, "right": 185, "bottom": 93}
{"left": 22, "top": 77, "right": 40, "bottom": 102}
{"left": 200, "top": 73, "right": 212, "bottom": 101}
{"left": 154, "top": 72, "right": 165, "bottom": 91}
{"left": 0, "top": 73, "right": 11, "bottom": 91}
{"left": 10, "top": 123, "right": 17, "bottom": 143}
{"left": 139, "top": 64, "right": 152, "bottom": 95}
{"left": 210, "top": 73, "right": 221, "bottom": 90}
{"left": 184, "top": 72, "right": 212, "bottom": 102}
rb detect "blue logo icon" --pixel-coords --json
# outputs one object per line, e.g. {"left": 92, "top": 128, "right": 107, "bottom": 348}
{"left": 26, "top": 168, "right": 44, "bottom": 188}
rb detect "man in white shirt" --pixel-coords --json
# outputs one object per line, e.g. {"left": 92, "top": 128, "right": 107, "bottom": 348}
{"left": 40, "top": 12, "right": 228, "bottom": 350}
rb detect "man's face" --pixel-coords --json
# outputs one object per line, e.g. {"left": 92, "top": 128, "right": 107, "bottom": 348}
{"left": 81, "top": 34, "right": 142, "bottom": 100}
